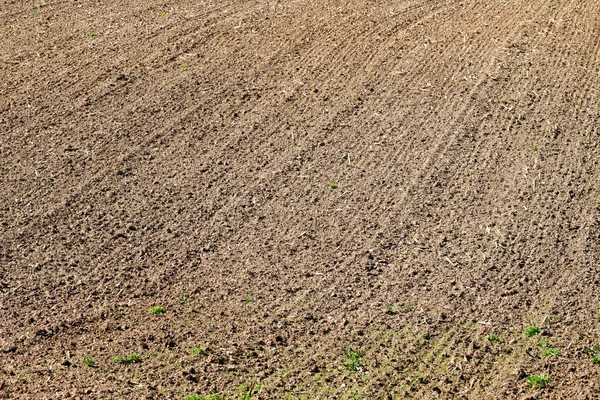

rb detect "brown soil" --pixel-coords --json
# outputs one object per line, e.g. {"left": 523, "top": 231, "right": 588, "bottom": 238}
{"left": 1, "top": 0, "right": 600, "bottom": 398}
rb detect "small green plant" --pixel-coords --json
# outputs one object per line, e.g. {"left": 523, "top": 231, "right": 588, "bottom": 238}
{"left": 190, "top": 346, "right": 207, "bottom": 356}
{"left": 550, "top": 146, "right": 557, "bottom": 151}
{"left": 575, "top": 10, "right": 582, "bottom": 15}
{"left": 523, "top": 326, "right": 540, "bottom": 338}
{"left": 236, "top": 382, "right": 260, "bottom": 399}
{"left": 526, "top": 375, "right": 551, "bottom": 389}
{"left": 343, "top": 348, "right": 364, "bottom": 371}
{"left": 536, "top": 340, "right": 549, "bottom": 347}
{"left": 328, "top": 183, "right": 338, "bottom": 189}
{"left": 177, "top": 296, "right": 189, "bottom": 303}
{"left": 531, "top": 144, "right": 539, "bottom": 150}
{"left": 586, "top": 344, "right": 600, "bottom": 363}
{"left": 31, "top": 8, "right": 40, "bottom": 13}
{"left": 112, "top": 355, "right": 125, "bottom": 363}
{"left": 243, "top": 296, "right": 255, "bottom": 303}
{"left": 385, "top": 305, "right": 397, "bottom": 315}
{"left": 149, "top": 306, "right": 165, "bottom": 314}
{"left": 112, "top": 354, "right": 141, "bottom": 364}
{"left": 83, "top": 357, "right": 96, "bottom": 367}
{"left": 182, "top": 63, "right": 190, "bottom": 68}
{"left": 486, "top": 334, "right": 500, "bottom": 343}
{"left": 549, "top": 315, "right": 557, "bottom": 322}
{"left": 87, "top": 32, "right": 97, "bottom": 37}
{"left": 541, "top": 348, "right": 560, "bottom": 357}
{"left": 157, "top": 12, "right": 166, "bottom": 17}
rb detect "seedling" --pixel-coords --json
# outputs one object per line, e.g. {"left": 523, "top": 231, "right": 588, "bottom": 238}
{"left": 87, "top": 32, "right": 97, "bottom": 37}
{"left": 83, "top": 357, "right": 96, "bottom": 367}
{"left": 343, "top": 348, "right": 364, "bottom": 371}
{"left": 585, "top": 345, "right": 600, "bottom": 363}
{"left": 190, "top": 346, "right": 207, "bottom": 356}
{"left": 177, "top": 296, "right": 189, "bottom": 303}
{"left": 523, "top": 326, "right": 540, "bottom": 338}
{"left": 112, "top": 354, "right": 141, "bottom": 364}
{"left": 243, "top": 296, "right": 255, "bottom": 303}
{"left": 182, "top": 63, "right": 190, "bottom": 68}
{"left": 31, "top": 8, "right": 40, "bottom": 13}
{"left": 541, "top": 348, "right": 560, "bottom": 357}
{"left": 536, "top": 340, "right": 549, "bottom": 347}
{"left": 237, "top": 382, "right": 260, "bottom": 399}
{"left": 525, "top": 375, "right": 551, "bottom": 389}
{"left": 157, "top": 12, "right": 166, "bottom": 17}
{"left": 485, "top": 334, "right": 500, "bottom": 343}
{"left": 149, "top": 306, "right": 165, "bottom": 314}
{"left": 328, "top": 183, "right": 338, "bottom": 189}
{"left": 385, "top": 305, "right": 397, "bottom": 315}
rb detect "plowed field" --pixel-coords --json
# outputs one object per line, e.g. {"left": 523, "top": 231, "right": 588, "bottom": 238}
{"left": 1, "top": 0, "right": 600, "bottom": 398}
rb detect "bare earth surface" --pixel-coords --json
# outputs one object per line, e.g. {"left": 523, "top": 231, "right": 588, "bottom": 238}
{"left": 1, "top": 0, "right": 600, "bottom": 398}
